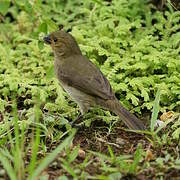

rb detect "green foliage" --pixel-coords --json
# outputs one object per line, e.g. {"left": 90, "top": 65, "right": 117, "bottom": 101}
{"left": 0, "top": 101, "right": 76, "bottom": 180}
{"left": 30, "top": 129, "right": 76, "bottom": 180}
{"left": 89, "top": 144, "right": 144, "bottom": 176}
{"left": 0, "top": 0, "right": 179, "bottom": 118}
{"left": 0, "top": 0, "right": 180, "bottom": 179}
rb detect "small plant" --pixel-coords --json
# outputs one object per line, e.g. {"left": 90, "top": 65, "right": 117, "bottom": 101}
{"left": 0, "top": 98, "right": 76, "bottom": 179}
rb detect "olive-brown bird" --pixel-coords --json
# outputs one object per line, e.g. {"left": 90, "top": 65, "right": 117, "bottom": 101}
{"left": 44, "top": 29, "right": 145, "bottom": 130}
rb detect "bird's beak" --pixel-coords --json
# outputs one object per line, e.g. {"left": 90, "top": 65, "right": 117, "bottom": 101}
{"left": 43, "top": 35, "right": 51, "bottom": 44}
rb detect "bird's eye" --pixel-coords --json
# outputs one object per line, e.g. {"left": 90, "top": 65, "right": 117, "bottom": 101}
{"left": 54, "top": 38, "right": 58, "bottom": 42}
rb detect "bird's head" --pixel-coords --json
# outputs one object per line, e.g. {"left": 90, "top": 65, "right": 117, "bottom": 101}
{"left": 44, "top": 29, "right": 81, "bottom": 57}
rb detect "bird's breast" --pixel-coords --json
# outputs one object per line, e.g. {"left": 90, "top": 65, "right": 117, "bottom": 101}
{"left": 60, "top": 82, "right": 95, "bottom": 106}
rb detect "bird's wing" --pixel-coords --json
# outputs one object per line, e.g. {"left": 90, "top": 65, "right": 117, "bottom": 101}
{"left": 56, "top": 55, "right": 114, "bottom": 100}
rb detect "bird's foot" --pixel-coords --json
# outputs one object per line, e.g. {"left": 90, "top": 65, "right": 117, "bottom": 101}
{"left": 70, "top": 114, "right": 84, "bottom": 128}
{"left": 70, "top": 122, "right": 85, "bottom": 129}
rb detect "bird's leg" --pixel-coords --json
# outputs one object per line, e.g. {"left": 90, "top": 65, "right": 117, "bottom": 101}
{"left": 70, "top": 105, "right": 89, "bottom": 128}
{"left": 70, "top": 113, "right": 84, "bottom": 127}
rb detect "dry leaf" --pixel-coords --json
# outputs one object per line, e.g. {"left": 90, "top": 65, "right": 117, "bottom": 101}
{"left": 160, "top": 111, "right": 174, "bottom": 121}
{"left": 145, "top": 149, "right": 154, "bottom": 161}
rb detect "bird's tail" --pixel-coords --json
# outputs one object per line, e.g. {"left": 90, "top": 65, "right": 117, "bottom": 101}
{"left": 97, "top": 98, "right": 145, "bottom": 130}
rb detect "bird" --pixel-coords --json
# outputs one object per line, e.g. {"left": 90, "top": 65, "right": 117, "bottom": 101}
{"left": 43, "top": 29, "right": 145, "bottom": 130}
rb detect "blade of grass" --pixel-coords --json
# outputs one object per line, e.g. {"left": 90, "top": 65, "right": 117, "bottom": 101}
{"left": 61, "top": 163, "right": 77, "bottom": 178}
{"left": 87, "top": 150, "right": 112, "bottom": 161}
{"left": 29, "top": 129, "right": 76, "bottom": 180}
{"left": 12, "top": 100, "right": 24, "bottom": 179}
{"left": 68, "top": 144, "right": 80, "bottom": 163}
{"left": 129, "top": 144, "right": 143, "bottom": 173}
{"left": 151, "top": 89, "right": 161, "bottom": 132}
{"left": 0, "top": 150, "right": 17, "bottom": 180}
{"left": 108, "top": 145, "right": 114, "bottom": 160}
{"left": 4, "top": 115, "right": 15, "bottom": 154}
{"left": 28, "top": 99, "right": 41, "bottom": 177}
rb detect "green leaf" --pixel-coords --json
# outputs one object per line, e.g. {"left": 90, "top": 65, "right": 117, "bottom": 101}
{"left": 68, "top": 145, "right": 80, "bottom": 163}
{"left": 0, "top": 0, "right": 10, "bottom": 16}
{"left": 108, "top": 172, "right": 122, "bottom": 180}
{"left": 46, "top": 19, "right": 58, "bottom": 32}
{"left": 38, "top": 41, "right": 44, "bottom": 50}
{"left": 141, "top": 89, "right": 149, "bottom": 101}
{"left": 24, "top": 0, "right": 32, "bottom": 13}
{"left": 108, "top": 145, "right": 114, "bottom": 160}
{"left": 46, "top": 65, "right": 55, "bottom": 79}
{"left": 172, "top": 128, "right": 180, "bottom": 139}
{"left": 38, "top": 22, "right": 48, "bottom": 34}
{"left": 126, "top": 93, "right": 139, "bottom": 106}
